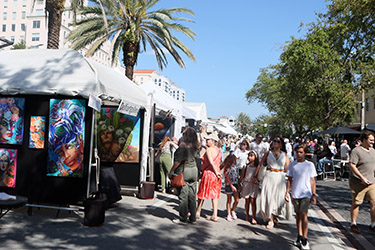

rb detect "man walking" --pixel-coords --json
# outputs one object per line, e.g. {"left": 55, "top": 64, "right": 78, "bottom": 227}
{"left": 349, "top": 130, "right": 375, "bottom": 233}
{"left": 249, "top": 133, "right": 268, "bottom": 160}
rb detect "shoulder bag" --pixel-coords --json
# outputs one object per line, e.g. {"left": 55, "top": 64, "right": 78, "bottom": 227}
{"left": 171, "top": 161, "right": 186, "bottom": 188}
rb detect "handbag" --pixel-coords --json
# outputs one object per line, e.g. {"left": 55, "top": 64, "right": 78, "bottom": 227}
{"left": 171, "top": 161, "right": 186, "bottom": 188}
{"left": 257, "top": 151, "right": 269, "bottom": 182}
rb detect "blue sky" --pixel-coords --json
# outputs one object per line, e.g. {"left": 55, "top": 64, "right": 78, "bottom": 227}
{"left": 134, "top": 0, "right": 329, "bottom": 120}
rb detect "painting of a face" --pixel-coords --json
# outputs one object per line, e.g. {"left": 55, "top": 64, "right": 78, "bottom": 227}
{"left": 0, "top": 148, "right": 17, "bottom": 188}
{"left": 29, "top": 116, "right": 46, "bottom": 149}
{"left": 0, "top": 97, "right": 25, "bottom": 145}
{"left": 47, "top": 99, "right": 85, "bottom": 178}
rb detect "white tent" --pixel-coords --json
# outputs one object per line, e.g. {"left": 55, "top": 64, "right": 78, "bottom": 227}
{"left": 184, "top": 102, "right": 209, "bottom": 122}
{"left": 0, "top": 49, "right": 150, "bottom": 185}
{"left": 139, "top": 81, "right": 197, "bottom": 139}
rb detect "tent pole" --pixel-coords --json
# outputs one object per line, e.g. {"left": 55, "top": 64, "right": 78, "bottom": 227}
{"left": 86, "top": 109, "right": 96, "bottom": 198}
{"left": 149, "top": 104, "right": 156, "bottom": 182}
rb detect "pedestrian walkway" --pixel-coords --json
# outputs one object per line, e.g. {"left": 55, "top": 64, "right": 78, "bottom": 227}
{"left": 1, "top": 186, "right": 371, "bottom": 250}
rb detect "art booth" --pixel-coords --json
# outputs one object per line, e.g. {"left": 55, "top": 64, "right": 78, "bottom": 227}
{"left": 0, "top": 49, "right": 150, "bottom": 205}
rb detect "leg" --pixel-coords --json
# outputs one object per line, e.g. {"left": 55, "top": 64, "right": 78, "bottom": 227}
{"left": 245, "top": 198, "right": 250, "bottom": 221}
{"left": 370, "top": 200, "right": 375, "bottom": 223}
{"left": 159, "top": 160, "right": 166, "bottom": 191}
{"left": 196, "top": 198, "right": 204, "bottom": 219}
{"left": 212, "top": 198, "right": 219, "bottom": 219}
{"left": 296, "top": 212, "right": 302, "bottom": 236}
{"left": 350, "top": 202, "right": 360, "bottom": 223}
{"left": 178, "top": 185, "right": 189, "bottom": 222}
{"left": 250, "top": 197, "right": 257, "bottom": 224}
{"left": 187, "top": 182, "right": 197, "bottom": 222}
{"left": 226, "top": 194, "right": 232, "bottom": 216}
{"left": 232, "top": 191, "right": 239, "bottom": 212}
{"left": 301, "top": 211, "right": 309, "bottom": 238}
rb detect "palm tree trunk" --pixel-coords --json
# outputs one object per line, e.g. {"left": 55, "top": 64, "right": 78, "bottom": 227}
{"left": 46, "top": 0, "right": 65, "bottom": 49}
{"left": 123, "top": 41, "right": 139, "bottom": 80}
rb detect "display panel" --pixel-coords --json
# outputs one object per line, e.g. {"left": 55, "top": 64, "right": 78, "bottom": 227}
{"left": 29, "top": 116, "right": 46, "bottom": 149}
{"left": 0, "top": 97, "right": 25, "bottom": 145}
{"left": 97, "top": 108, "right": 140, "bottom": 163}
{"left": 0, "top": 148, "right": 17, "bottom": 188}
{"left": 47, "top": 99, "right": 85, "bottom": 177}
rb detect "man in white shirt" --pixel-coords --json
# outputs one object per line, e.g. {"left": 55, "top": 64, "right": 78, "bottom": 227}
{"left": 340, "top": 140, "right": 351, "bottom": 160}
{"left": 249, "top": 133, "right": 268, "bottom": 161}
{"left": 329, "top": 141, "right": 337, "bottom": 156}
{"left": 285, "top": 138, "right": 293, "bottom": 162}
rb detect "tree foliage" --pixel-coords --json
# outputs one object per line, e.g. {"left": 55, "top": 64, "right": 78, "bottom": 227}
{"left": 67, "top": 0, "right": 196, "bottom": 80}
{"left": 235, "top": 112, "right": 251, "bottom": 135}
{"left": 11, "top": 40, "right": 26, "bottom": 50}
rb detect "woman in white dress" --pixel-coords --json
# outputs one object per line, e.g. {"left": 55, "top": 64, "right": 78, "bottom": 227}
{"left": 254, "top": 136, "right": 290, "bottom": 229}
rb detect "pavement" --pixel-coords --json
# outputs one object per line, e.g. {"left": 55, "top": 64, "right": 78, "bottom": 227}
{"left": 0, "top": 179, "right": 374, "bottom": 250}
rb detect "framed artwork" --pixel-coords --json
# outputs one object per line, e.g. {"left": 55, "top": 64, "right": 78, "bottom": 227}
{"left": 47, "top": 99, "right": 85, "bottom": 178}
{"left": 154, "top": 116, "right": 174, "bottom": 147}
{"left": 97, "top": 107, "right": 141, "bottom": 163}
{"left": 0, "top": 97, "right": 25, "bottom": 145}
{"left": 29, "top": 116, "right": 46, "bottom": 149}
{"left": 0, "top": 148, "right": 17, "bottom": 188}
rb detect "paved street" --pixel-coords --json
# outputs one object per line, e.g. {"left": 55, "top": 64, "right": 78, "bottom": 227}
{"left": 2, "top": 180, "right": 373, "bottom": 250}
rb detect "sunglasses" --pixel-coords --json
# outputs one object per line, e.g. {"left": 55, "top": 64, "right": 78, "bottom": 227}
{"left": 273, "top": 139, "right": 281, "bottom": 143}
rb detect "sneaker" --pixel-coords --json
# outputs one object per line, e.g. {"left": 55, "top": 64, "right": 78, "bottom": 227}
{"left": 351, "top": 224, "right": 360, "bottom": 234}
{"left": 226, "top": 215, "right": 233, "bottom": 221}
{"left": 301, "top": 238, "right": 310, "bottom": 250}
{"left": 172, "top": 219, "right": 187, "bottom": 225}
{"left": 231, "top": 211, "right": 237, "bottom": 220}
{"left": 293, "top": 235, "right": 302, "bottom": 247}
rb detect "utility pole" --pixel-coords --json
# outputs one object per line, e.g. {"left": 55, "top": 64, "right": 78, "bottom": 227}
{"left": 361, "top": 88, "right": 365, "bottom": 130}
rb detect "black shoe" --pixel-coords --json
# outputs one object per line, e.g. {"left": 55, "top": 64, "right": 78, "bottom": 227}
{"left": 301, "top": 238, "right": 310, "bottom": 250}
{"left": 369, "top": 225, "right": 375, "bottom": 232}
{"left": 293, "top": 235, "right": 302, "bottom": 247}
{"left": 351, "top": 224, "right": 360, "bottom": 233}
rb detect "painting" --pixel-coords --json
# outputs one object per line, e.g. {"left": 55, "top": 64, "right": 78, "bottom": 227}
{"left": 0, "top": 148, "right": 17, "bottom": 188}
{"left": 97, "top": 107, "right": 141, "bottom": 163}
{"left": 29, "top": 116, "right": 46, "bottom": 149}
{"left": 154, "top": 116, "right": 174, "bottom": 147}
{"left": 0, "top": 97, "right": 25, "bottom": 145}
{"left": 47, "top": 99, "right": 85, "bottom": 178}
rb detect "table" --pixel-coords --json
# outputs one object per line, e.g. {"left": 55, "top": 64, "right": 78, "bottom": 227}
{"left": 332, "top": 159, "right": 350, "bottom": 179}
{"left": 0, "top": 195, "right": 27, "bottom": 219}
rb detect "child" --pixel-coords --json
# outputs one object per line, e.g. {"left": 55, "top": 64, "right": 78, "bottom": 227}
{"left": 285, "top": 144, "right": 317, "bottom": 250}
{"left": 238, "top": 150, "right": 259, "bottom": 224}
{"left": 221, "top": 154, "right": 239, "bottom": 221}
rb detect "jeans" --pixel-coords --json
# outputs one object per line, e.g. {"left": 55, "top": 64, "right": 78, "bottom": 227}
{"left": 317, "top": 158, "right": 331, "bottom": 173}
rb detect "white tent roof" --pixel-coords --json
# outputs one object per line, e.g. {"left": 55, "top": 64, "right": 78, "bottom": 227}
{"left": 184, "top": 102, "right": 209, "bottom": 122}
{"left": 0, "top": 49, "right": 147, "bottom": 107}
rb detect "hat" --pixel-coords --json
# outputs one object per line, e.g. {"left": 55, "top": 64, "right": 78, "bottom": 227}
{"left": 204, "top": 132, "right": 219, "bottom": 142}
{"left": 284, "top": 138, "right": 289, "bottom": 143}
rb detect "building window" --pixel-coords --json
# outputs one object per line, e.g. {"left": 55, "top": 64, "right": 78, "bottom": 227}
{"left": 366, "top": 98, "right": 369, "bottom": 112}
{"left": 35, "top": 9, "right": 44, "bottom": 15}
{"left": 23, "top": 0, "right": 26, "bottom": 7}
{"left": 21, "top": 23, "right": 25, "bottom": 31}
{"left": 4, "top": 0, "right": 8, "bottom": 8}
{"left": 12, "top": 12, "right": 16, "bottom": 20}
{"left": 32, "top": 33, "right": 40, "bottom": 41}
{"left": 3, "top": 12, "right": 7, "bottom": 20}
{"left": 11, "top": 24, "right": 15, "bottom": 32}
{"left": 33, "top": 20, "right": 40, "bottom": 28}
{"left": 2, "top": 24, "right": 6, "bottom": 32}
{"left": 13, "top": 0, "right": 17, "bottom": 8}
{"left": 37, "top": 0, "right": 44, "bottom": 4}
{"left": 22, "top": 11, "right": 26, "bottom": 19}
{"left": 11, "top": 36, "right": 14, "bottom": 42}
{"left": 20, "top": 35, "right": 24, "bottom": 41}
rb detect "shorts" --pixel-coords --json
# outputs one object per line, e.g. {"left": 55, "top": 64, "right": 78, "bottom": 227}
{"left": 225, "top": 184, "right": 238, "bottom": 194}
{"left": 292, "top": 198, "right": 310, "bottom": 213}
{"left": 349, "top": 181, "right": 375, "bottom": 205}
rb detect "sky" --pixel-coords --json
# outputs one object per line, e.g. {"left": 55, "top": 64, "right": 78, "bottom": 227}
{"left": 134, "top": 0, "right": 329, "bottom": 120}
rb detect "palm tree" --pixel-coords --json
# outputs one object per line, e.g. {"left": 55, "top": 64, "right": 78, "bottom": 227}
{"left": 67, "top": 0, "right": 196, "bottom": 80}
{"left": 41, "top": 0, "right": 84, "bottom": 49}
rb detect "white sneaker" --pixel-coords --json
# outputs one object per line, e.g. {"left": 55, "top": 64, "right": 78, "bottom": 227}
{"left": 226, "top": 215, "right": 233, "bottom": 221}
{"left": 301, "top": 239, "right": 310, "bottom": 250}
{"left": 231, "top": 211, "right": 237, "bottom": 220}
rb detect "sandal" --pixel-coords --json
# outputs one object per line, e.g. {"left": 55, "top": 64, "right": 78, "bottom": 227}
{"left": 251, "top": 218, "right": 257, "bottom": 225}
{"left": 266, "top": 221, "right": 274, "bottom": 229}
{"left": 206, "top": 216, "right": 218, "bottom": 222}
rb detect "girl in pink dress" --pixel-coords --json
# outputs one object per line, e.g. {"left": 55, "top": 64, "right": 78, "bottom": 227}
{"left": 196, "top": 132, "right": 222, "bottom": 222}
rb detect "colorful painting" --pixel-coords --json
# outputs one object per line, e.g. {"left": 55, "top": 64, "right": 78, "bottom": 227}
{"left": 154, "top": 116, "right": 174, "bottom": 147}
{"left": 29, "top": 116, "right": 46, "bottom": 149}
{"left": 97, "top": 107, "right": 141, "bottom": 163}
{"left": 0, "top": 97, "right": 25, "bottom": 145}
{"left": 47, "top": 99, "right": 85, "bottom": 177}
{"left": 0, "top": 148, "right": 17, "bottom": 188}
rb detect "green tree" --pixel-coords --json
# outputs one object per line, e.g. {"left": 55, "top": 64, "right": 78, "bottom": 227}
{"left": 67, "top": 0, "right": 196, "bottom": 80}
{"left": 11, "top": 40, "right": 26, "bottom": 50}
{"left": 235, "top": 112, "right": 251, "bottom": 135}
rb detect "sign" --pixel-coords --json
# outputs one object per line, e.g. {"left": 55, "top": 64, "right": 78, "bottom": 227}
{"left": 88, "top": 94, "right": 102, "bottom": 112}
{"left": 118, "top": 100, "right": 140, "bottom": 117}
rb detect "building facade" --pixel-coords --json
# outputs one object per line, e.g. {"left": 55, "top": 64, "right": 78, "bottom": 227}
{"left": 350, "top": 90, "right": 375, "bottom": 129}
{"left": 0, "top": 0, "right": 111, "bottom": 66}
{"left": 133, "top": 69, "right": 186, "bottom": 102}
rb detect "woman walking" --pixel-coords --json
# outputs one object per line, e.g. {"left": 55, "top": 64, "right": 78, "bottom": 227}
{"left": 196, "top": 132, "right": 222, "bottom": 222}
{"left": 168, "top": 127, "right": 199, "bottom": 224}
{"left": 254, "top": 136, "right": 290, "bottom": 229}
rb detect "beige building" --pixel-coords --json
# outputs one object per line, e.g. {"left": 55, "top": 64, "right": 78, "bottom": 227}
{"left": 133, "top": 69, "right": 186, "bottom": 102}
{"left": 0, "top": 0, "right": 111, "bottom": 66}
{"left": 350, "top": 90, "right": 375, "bottom": 130}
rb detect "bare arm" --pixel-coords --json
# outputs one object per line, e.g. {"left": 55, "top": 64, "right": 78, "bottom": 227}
{"left": 349, "top": 162, "right": 370, "bottom": 185}
{"left": 284, "top": 152, "right": 290, "bottom": 172}
{"left": 254, "top": 151, "right": 269, "bottom": 178}
{"left": 310, "top": 177, "right": 317, "bottom": 204}
{"left": 285, "top": 176, "right": 292, "bottom": 202}
{"left": 225, "top": 171, "right": 237, "bottom": 192}
{"left": 206, "top": 147, "right": 222, "bottom": 179}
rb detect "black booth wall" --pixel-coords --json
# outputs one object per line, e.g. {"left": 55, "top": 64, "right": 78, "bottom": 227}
{"left": 0, "top": 95, "right": 93, "bottom": 204}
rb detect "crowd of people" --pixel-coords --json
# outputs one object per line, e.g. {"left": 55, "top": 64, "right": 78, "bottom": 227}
{"left": 159, "top": 126, "right": 375, "bottom": 250}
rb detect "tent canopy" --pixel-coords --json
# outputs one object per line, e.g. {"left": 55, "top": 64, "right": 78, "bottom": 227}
{"left": 184, "top": 102, "right": 209, "bottom": 122}
{"left": 0, "top": 49, "right": 148, "bottom": 107}
{"left": 318, "top": 126, "right": 361, "bottom": 135}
